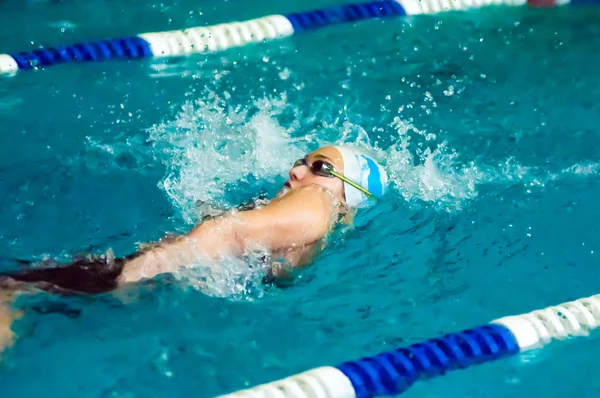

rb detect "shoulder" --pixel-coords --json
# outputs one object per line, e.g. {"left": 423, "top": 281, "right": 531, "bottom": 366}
{"left": 233, "top": 185, "right": 340, "bottom": 250}
{"left": 242, "top": 185, "right": 333, "bottom": 222}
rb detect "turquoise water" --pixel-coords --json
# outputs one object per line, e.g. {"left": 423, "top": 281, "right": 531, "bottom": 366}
{"left": 1, "top": 0, "right": 600, "bottom": 396}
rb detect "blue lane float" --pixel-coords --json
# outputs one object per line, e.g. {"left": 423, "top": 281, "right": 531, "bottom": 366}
{"left": 286, "top": 0, "right": 406, "bottom": 32}
{"left": 337, "top": 324, "right": 518, "bottom": 397}
{"left": 9, "top": 37, "right": 152, "bottom": 71}
{"left": 1, "top": 0, "right": 596, "bottom": 76}
{"left": 219, "top": 293, "right": 600, "bottom": 397}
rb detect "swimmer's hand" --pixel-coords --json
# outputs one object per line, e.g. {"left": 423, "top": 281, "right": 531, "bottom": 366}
{"left": 118, "top": 185, "right": 338, "bottom": 284}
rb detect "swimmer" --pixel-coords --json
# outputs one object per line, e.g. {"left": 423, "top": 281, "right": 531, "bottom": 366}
{"left": 0, "top": 145, "right": 387, "bottom": 351}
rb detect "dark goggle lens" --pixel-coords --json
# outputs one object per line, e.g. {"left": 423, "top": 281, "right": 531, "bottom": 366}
{"left": 292, "top": 159, "right": 334, "bottom": 177}
{"left": 310, "top": 160, "right": 333, "bottom": 177}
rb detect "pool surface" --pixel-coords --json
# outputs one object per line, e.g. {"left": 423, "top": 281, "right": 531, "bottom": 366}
{"left": 1, "top": 0, "right": 600, "bottom": 396}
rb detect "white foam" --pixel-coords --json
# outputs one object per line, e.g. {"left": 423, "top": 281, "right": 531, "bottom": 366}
{"left": 146, "top": 93, "right": 600, "bottom": 219}
{"left": 129, "top": 93, "right": 600, "bottom": 297}
{"left": 383, "top": 117, "right": 492, "bottom": 210}
{"left": 147, "top": 92, "right": 312, "bottom": 224}
{"left": 380, "top": 116, "right": 600, "bottom": 211}
{"left": 172, "top": 252, "right": 272, "bottom": 301}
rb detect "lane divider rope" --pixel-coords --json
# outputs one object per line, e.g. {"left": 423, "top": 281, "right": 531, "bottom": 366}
{"left": 219, "top": 294, "right": 600, "bottom": 397}
{"left": 0, "top": 0, "right": 591, "bottom": 77}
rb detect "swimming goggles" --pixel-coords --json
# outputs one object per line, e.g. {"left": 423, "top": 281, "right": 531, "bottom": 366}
{"left": 293, "top": 158, "right": 373, "bottom": 198}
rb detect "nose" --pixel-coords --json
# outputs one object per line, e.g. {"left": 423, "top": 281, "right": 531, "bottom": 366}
{"left": 289, "top": 164, "right": 309, "bottom": 181}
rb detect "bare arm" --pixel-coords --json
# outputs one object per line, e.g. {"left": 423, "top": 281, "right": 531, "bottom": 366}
{"left": 118, "top": 185, "right": 337, "bottom": 284}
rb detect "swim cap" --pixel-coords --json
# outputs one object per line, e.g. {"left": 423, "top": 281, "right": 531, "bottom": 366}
{"left": 334, "top": 145, "right": 388, "bottom": 208}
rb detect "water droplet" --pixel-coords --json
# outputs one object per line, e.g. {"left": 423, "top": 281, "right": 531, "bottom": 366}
{"left": 443, "top": 86, "right": 454, "bottom": 96}
{"left": 278, "top": 68, "right": 291, "bottom": 80}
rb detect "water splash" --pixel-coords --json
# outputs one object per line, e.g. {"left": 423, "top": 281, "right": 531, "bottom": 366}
{"left": 382, "top": 117, "right": 490, "bottom": 211}
{"left": 147, "top": 92, "right": 312, "bottom": 224}
{"left": 113, "top": 91, "right": 600, "bottom": 298}
{"left": 146, "top": 92, "right": 600, "bottom": 217}
{"left": 381, "top": 117, "right": 600, "bottom": 211}
{"left": 173, "top": 252, "right": 272, "bottom": 301}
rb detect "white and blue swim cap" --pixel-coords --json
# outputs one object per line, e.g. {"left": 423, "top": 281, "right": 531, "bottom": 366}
{"left": 334, "top": 145, "right": 388, "bottom": 208}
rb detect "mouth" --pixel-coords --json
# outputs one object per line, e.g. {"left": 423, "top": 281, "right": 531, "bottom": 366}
{"left": 277, "top": 183, "right": 291, "bottom": 199}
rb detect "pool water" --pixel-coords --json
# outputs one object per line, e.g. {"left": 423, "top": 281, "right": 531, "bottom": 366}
{"left": 1, "top": 0, "right": 600, "bottom": 396}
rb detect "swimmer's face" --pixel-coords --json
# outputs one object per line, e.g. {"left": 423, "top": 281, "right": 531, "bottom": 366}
{"left": 281, "top": 146, "right": 346, "bottom": 203}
